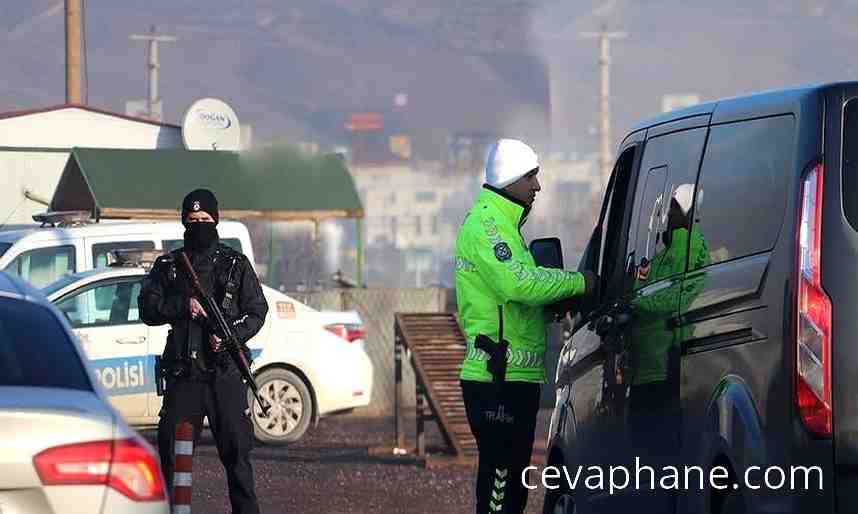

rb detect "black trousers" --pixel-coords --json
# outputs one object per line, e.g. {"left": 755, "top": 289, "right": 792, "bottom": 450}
{"left": 461, "top": 380, "right": 541, "bottom": 514}
{"left": 158, "top": 367, "right": 259, "bottom": 514}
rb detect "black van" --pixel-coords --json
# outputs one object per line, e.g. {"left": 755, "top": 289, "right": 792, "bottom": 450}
{"left": 542, "top": 83, "right": 858, "bottom": 514}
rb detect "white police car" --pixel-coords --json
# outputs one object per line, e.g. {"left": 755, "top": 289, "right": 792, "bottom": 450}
{"left": 42, "top": 262, "right": 374, "bottom": 445}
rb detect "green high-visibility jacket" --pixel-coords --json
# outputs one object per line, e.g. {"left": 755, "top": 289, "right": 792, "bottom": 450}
{"left": 455, "top": 186, "right": 588, "bottom": 384}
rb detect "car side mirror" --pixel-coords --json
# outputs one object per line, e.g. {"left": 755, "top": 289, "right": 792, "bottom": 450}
{"left": 530, "top": 237, "right": 577, "bottom": 321}
{"left": 530, "top": 237, "right": 563, "bottom": 269}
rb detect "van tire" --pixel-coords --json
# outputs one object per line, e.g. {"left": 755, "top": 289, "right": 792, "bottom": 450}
{"left": 247, "top": 367, "right": 313, "bottom": 445}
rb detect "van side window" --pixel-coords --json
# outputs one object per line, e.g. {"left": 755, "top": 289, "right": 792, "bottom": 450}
{"left": 630, "top": 166, "right": 669, "bottom": 269}
{"left": 163, "top": 238, "right": 243, "bottom": 253}
{"left": 690, "top": 116, "right": 794, "bottom": 269}
{"left": 5, "top": 246, "right": 76, "bottom": 288}
{"left": 92, "top": 241, "right": 155, "bottom": 269}
{"left": 627, "top": 127, "right": 708, "bottom": 287}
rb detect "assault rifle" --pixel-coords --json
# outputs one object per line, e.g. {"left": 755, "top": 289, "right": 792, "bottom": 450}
{"left": 178, "top": 252, "right": 270, "bottom": 417}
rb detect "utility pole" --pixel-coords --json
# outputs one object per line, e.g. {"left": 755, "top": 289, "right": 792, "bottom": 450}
{"left": 65, "top": 0, "right": 83, "bottom": 104}
{"left": 130, "top": 25, "right": 176, "bottom": 121}
{"left": 581, "top": 25, "right": 626, "bottom": 193}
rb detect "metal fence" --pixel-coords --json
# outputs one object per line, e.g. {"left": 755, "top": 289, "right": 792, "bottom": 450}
{"left": 287, "top": 288, "right": 450, "bottom": 416}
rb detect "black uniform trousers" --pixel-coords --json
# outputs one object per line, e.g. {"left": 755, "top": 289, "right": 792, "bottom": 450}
{"left": 461, "top": 379, "right": 541, "bottom": 514}
{"left": 158, "top": 366, "right": 259, "bottom": 514}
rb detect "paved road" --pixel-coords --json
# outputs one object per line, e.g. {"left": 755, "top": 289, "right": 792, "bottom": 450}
{"left": 143, "top": 411, "right": 550, "bottom": 514}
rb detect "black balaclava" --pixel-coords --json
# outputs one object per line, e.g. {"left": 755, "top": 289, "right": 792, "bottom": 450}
{"left": 181, "top": 189, "right": 220, "bottom": 252}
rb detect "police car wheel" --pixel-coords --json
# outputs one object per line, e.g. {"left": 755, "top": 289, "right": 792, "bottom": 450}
{"left": 248, "top": 367, "right": 313, "bottom": 445}
{"left": 543, "top": 491, "right": 575, "bottom": 514}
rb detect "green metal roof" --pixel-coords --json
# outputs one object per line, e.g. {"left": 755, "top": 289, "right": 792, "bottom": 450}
{"left": 50, "top": 147, "right": 364, "bottom": 221}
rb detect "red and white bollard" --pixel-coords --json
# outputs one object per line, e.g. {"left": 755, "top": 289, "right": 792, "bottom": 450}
{"left": 172, "top": 421, "right": 194, "bottom": 514}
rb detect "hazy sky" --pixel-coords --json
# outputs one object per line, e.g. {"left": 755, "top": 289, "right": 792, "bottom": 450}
{"left": 2, "top": 0, "right": 857, "bottom": 158}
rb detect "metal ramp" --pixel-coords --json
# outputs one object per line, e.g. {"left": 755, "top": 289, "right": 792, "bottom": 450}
{"left": 394, "top": 313, "right": 477, "bottom": 461}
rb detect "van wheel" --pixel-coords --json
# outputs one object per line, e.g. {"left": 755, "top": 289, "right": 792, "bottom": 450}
{"left": 248, "top": 368, "right": 313, "bottom": 445}
{"left": 543, "top": 490, "right": 576, "bottom": 514}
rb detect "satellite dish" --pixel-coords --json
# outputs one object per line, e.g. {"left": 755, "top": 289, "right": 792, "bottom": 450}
{"left": 182, "top": 98, "right": 241, "bottom": 151}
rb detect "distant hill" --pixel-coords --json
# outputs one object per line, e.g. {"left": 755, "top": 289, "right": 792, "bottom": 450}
{"left": 2, "top": 0, "right": 858, "bottom": 158}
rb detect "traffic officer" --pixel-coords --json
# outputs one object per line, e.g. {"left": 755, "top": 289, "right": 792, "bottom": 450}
{"left": 138, "top": 189, "right": 268, "bottom": 514}
{"left": 455, "top": 139, "right": 596, "bottom": 514}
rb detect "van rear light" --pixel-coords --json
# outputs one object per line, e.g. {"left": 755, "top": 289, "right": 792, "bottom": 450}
{"left": 34, "top": 438, "right": 166, "bottom": 502}
{"left": 796, "top": 163, "right": 832, "bottom": 438}
{"left": 324, "top": 324, "right": 366, "bottom": 343}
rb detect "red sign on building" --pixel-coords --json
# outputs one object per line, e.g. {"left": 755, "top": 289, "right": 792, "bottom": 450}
{"left": 345, "top": 112, "right": 384, "bottom": 132}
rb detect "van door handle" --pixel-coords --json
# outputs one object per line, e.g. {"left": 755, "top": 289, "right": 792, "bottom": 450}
{"left": 116, "top": 336, "right": 146, "bottom": 345}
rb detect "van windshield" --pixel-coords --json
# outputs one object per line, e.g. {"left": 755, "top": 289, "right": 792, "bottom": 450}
{"left": 0, "top": 243, "right": 10, "bottom": 259}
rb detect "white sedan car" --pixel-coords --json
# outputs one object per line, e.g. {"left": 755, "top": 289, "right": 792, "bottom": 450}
{"left": 42, "top": 266, "right": 374, "bottom": 445}
{"left": 0, "top": 271, "right": 168, "bottom": 514}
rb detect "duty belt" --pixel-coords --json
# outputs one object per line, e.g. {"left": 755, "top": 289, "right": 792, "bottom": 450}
{"left": 465, "top": 341, "right": 544, "bottom": 369}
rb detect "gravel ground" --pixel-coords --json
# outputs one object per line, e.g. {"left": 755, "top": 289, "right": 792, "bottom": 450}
{"left": 143, "top": 409, "right": 552, "bottom": 514}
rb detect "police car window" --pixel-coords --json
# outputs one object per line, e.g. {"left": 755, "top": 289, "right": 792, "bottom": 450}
{"left": 92, "top": 241, "right": 155, "bottom": 269}
{"left": 5, "top": 245, "right": 76, "bottom": 289}
{"left": 0, "top": 298, "right": 91, "bottom": 390}
{"left": 0, "top": 242, "right": 11, "bottom": 259}
{"left": 163, "top": 238, "right": 243, "bottom": 253}
{"left": 55, "top": 279, "right": 144, "bottom": 328}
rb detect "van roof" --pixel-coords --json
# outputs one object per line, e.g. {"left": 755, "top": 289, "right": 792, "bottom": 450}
{"left": 629, "top": 81, "right": 858, "bottom": 135}
{"left": 0, "top": 219, "right": 247, "bottom": 244}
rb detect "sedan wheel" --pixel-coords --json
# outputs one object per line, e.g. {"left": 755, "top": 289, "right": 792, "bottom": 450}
{"left": 248, "top": 368, "right": 312, "bottom": 445}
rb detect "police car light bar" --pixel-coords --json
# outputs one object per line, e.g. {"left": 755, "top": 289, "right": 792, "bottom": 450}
{"left": 32, "top": 210, "right": 93, "bottom": 227}
{"left": 107, "top": 249, "right": 163, "bottom": 270}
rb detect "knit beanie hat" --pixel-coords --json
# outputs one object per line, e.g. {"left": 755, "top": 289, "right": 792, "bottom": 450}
{"left": 485, "top": 139, "right": 540, "bottom": 188}
{"left": 181, "top": 188, "right": 219, "bottom": 226}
